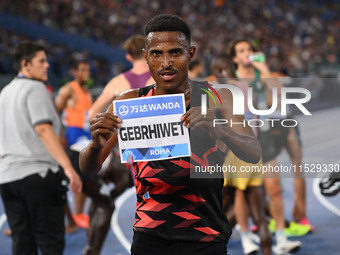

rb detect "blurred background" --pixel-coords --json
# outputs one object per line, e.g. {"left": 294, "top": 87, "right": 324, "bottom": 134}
{"left": 0, "top": 1, "right": 340, "bottom": 255}
{"left": 0, "top": 0, "right": 340, "bottom": 101}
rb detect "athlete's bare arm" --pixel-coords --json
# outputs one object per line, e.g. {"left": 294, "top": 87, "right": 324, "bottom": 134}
{"left": 89, "top": 74, "right": 155, "bottom": 119}
{"left": 181, "top": 88, "right": 261, "bottom": 163}
{"left": 79, "top": 90, "right": 139, "bottom": 174}
{"left": 89, "top": 75, "right": 131, "bottom": 119}
{"left": 55, "top": 83, "right": 74, "bottom": 113}
{"left": 251, "top": 61, "right": 282, "bottom": 98}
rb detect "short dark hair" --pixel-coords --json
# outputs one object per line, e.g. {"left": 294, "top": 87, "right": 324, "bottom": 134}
{"left": 227, "top": 38, "right": 258, "bottom": 58}
{"left": 123, "top": 35, "right": 146, "bottom": 60}
{"left": 13, "top": 41, "right": 45, "bottom": 72}
{"left": 144, "top": 14, "right": 191, "bottom": 45}
{"left": 70, "top": 59, "right": 88, "bottom": 70}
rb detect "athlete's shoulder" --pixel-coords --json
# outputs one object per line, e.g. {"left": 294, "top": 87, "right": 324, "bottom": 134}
{"left": 107, "top": 73, "right": 127, "bottom": 86}
{"left": 58, "top": 81, "right": 74, "bottom": 94}
{"left": 104, "top": 73, "right": 131, "bottom": 94}
{"left": 115, "top": 84, "right": 155, "bottom": 100}
{"left": 115, "top": 89, "right": 140, "bottom": 101}
{"left": 189, "top": 79, "right": 211, "bottom": 87}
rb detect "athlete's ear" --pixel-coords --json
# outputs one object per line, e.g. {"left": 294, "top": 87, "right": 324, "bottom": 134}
{"left": 142, "top": 48, "right": 148, "bottom": 64}
{"left": 125, "top": 54, "right": 133, "bottom": 63}
{"left": 188, "top": 46, "right": 196, "bottom": 61}
{"left": 21, "top": 59, "right": 29, "bottom": 69}
{"left": 71, "top": 68, "right": 77, "bottom": 78}
{"left": 232, "top": 56, "right": 238, "bottom": 64}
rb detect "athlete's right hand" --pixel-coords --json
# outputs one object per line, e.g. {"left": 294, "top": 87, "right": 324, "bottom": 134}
{"left": 89, "top": 112, "right": 122, "bottom": 149}
{"left": 249, "top": 54, "right": 272, "bottom": 77}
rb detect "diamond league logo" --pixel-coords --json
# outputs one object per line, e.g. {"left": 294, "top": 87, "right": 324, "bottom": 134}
{"left": 118, "top": 105, "right": 129, "bottom": 116}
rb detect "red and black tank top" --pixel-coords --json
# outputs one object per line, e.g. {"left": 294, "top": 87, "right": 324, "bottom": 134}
{"left": 132, "top": 81, "right": 232, "bottom": 243}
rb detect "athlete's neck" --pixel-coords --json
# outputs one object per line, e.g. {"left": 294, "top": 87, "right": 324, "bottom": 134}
{"left": 75, "top": 79, "right": 88, "bottom": 89}
{"left": 155, "top": 80, "right": 190, "bottom": 95}
{"left": 131, "top": 59, "right": 150, "bottom": 74}
{"left": 154, "top": 79, "right": 191, "bottom": 106}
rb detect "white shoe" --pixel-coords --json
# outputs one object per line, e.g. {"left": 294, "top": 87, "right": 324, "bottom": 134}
{"left": 241, "top": 233, "right": 260, "bottom": 255}
{"left": 273, "top": 239, "right": 302, "bottom": 255}
{"left": 248, "top": 232, "right": 261, "bottom": 243}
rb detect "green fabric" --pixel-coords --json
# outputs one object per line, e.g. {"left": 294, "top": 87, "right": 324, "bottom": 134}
{"left": 234, "top": 68, "right": 277, "bottom": 163}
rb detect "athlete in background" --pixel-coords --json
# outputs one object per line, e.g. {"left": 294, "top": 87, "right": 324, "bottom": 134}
{"left": 228, "top": 38, "right": 305, "bottom": 255}
{"left": 80, "top": 14, "right": 261, "bottom": 255}
{"left": 55, "top": 60, "right": 92, "bottom": 229}
{"left": 89, "top": 35, "right": 154, "bottom": 119}
{"left": 210, "top": 55, "right": 271, "bottom": 255}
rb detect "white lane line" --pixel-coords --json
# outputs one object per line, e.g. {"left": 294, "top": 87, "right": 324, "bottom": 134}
{"left": 111, "top": 187, "right": 135, "bottom": 253}
{"left": 0, "top": 213, "right": 7, "bottom": 229}
{"left": 313, "top": 176, "right": 340, "bottom": 217}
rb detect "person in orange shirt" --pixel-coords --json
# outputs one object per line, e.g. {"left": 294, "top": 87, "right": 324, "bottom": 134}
{"left": 55, "top": 60, "right": 92, "bottom": 229}
{"left": 56, "top": 60, "right": 92, "bottom": 146}
{"left": 56, "top": 60, "right": 132, "bottom": 255}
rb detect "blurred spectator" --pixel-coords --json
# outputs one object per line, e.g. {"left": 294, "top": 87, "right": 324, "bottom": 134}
{"left": 188, "top": 59, "right": 204, "bottom": 79}
{"left": 0, "top": 0, "right": 339, "bottom": 83}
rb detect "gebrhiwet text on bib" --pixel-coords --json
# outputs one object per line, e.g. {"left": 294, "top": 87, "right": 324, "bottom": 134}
{"left": 113, "top": 94, "right": 191, "bottom": 163}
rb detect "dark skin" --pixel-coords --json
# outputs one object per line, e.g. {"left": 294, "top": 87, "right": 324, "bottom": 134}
{"left": 79, "top": 31, "right": 261, "bottom": 174}
{"left": 82, "top": 151, "right": 131, "bottom": 255}
{"left": 213, "top": 56, "right": 272, "bottom": 254}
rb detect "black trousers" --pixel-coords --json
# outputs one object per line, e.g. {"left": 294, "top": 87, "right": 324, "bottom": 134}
{"left": 0, "top": 170, "right": 65, "bottom": 255}
{"left": 131, "top": 231, "right": 228, "bottom": 255}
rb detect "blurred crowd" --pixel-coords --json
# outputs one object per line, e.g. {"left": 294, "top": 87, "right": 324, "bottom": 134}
{"left": 0, "top": 27, "right": 116, "bottom": 87}
{"left": 1, "top": 0, "right": 339, "bottom": 86}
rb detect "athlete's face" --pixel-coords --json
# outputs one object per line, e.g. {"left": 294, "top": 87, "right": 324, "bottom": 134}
{"left": 143, "top": 31, "right": 195, "bottom": 93}
{"left": 74, "top": 63, "right": 91, "bottom": 84}
{"left": 233, "top": 41, "right": 254, "bottom": 67}
{"left": 24, "top": 50, "right": 49, "bottom": 82}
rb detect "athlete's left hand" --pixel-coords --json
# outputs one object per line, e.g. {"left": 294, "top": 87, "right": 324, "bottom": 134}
{"left": 181, "top": 106, "right": 225, "bottom": 139}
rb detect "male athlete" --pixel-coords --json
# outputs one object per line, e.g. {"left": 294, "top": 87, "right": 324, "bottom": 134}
{"left": 56, "top": 60, "right": 132, "bottom": 254}
{"left": 210, "top": 54, "right": 272, "bottom": 255}
{"left": 55, "top": 60, "right": 92, "bottom": 229}
{"left": 80, "top": 14, "right": 261, "bottom": 255}
{"left": 228, "top": 38, "right": 305, "bottom": 254}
